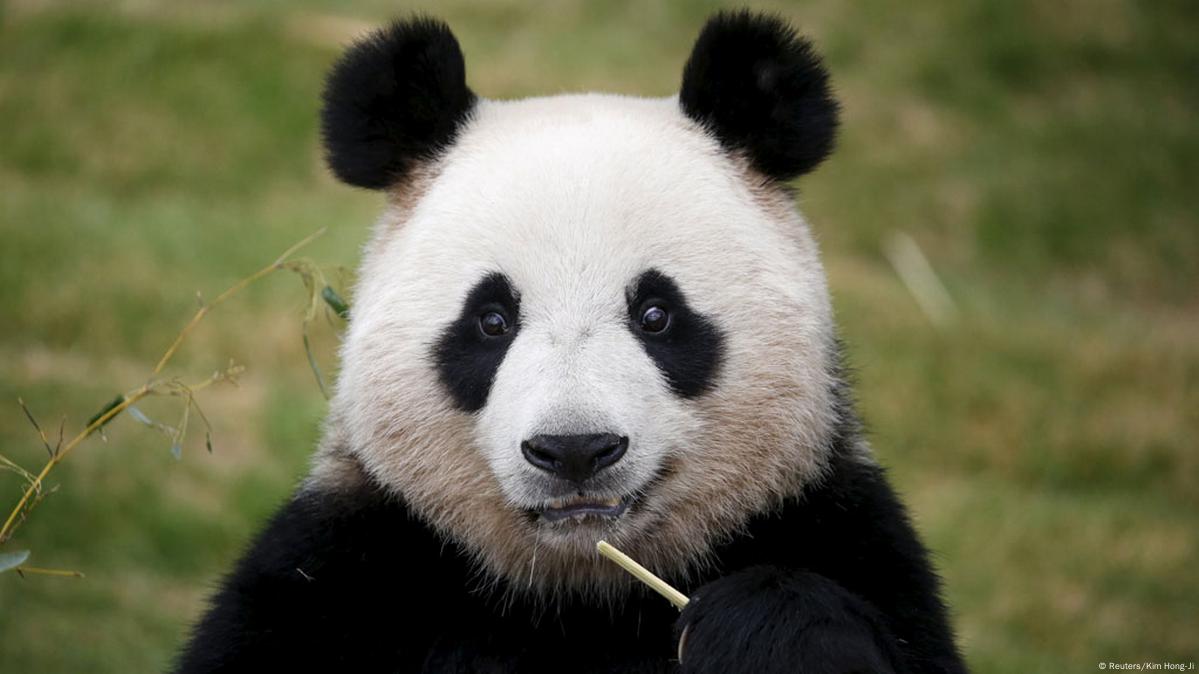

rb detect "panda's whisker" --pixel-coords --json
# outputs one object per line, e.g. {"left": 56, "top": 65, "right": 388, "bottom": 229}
{"left": 527, "top": 527, "right": 541, "bottom": 591}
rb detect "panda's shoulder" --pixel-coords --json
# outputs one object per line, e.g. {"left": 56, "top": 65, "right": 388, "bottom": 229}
{"left": 195, "top": 471, "right": 472, "bottom": 635}
{"left": 227, "top": 478, "right": 457, "bottom": 591}
{"left": 719, "top": 453, "right": 931, "bottom": 578}
{"left": 175, "top": 479, "right": 432, "bottom": 670}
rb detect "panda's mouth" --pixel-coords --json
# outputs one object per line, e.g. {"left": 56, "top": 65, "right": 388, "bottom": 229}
{"left": 528, "top": 461, "right": 674, "bottom": 524}
{"left": 534, "top": 494, "right": 633, "bottom": 523}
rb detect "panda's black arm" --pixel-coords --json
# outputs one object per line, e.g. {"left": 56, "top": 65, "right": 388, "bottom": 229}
{"left": 173, "top": 484, "right": 443, "bottom": 673}
{"left": 681, "top": 454, "right": 968, "bottom": 674}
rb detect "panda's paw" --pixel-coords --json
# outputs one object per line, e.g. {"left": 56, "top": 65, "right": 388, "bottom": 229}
{"left": 675, "top": 566, "right": 904, "bottom": 674}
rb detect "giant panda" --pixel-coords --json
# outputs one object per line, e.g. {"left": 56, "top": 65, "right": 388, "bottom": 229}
{"left": 176, "top": 11, "right": 966, "bottom": 674}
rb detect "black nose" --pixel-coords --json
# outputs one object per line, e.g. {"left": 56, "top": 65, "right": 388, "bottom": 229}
{"left": 521, "top": 433, "right": 629, "bottom": 483}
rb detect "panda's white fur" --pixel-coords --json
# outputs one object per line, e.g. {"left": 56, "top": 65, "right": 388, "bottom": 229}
{"left": 315, "top": 93, "right": 841, "bottom": 595}
{"left": 178, "top": 16, "right": 967, "bottom": 672}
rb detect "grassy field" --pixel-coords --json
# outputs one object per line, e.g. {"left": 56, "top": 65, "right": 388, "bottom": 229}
{"left": 1, "top": 1, "right": 1195, "bottom": 671}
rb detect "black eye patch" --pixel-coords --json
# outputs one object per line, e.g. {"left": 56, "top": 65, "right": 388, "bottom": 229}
{"left": 626, "top": 270, "right": 724, "bottom": 398}
{"left": 432, "top": 273, "right": 521, "bottom": 412}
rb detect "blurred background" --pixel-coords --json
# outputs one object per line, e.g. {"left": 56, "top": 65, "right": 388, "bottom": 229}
{"left": 0, "top": 0, "right": 1195, "bottom": 671}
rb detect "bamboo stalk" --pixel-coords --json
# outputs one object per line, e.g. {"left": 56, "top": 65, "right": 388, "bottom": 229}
{"left": 153, "top": 227, "right": 326, "bottom": 374}
{"left": 1, "top": 229, "right": 324, "bottom": 548}
{"left": 16, "top": 566, "right": 85, "bottom": 578}
{"left": 0, "top": 367, "right": 239, "bottom": 545}
{"left": 596, "top": 540, "right": 689, "bottom": 610}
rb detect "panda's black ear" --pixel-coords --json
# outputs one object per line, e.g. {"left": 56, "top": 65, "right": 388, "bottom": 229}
{"left": 320, "top": 17, "right": 477, "bottom": 190}
{"left": 680, "top": 11, "right": 839, "bottom": 181}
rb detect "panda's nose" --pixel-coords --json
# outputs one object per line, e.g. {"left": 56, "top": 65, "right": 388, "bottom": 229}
{"left": 521, "top": 433, "right": 628, "bottom": 483}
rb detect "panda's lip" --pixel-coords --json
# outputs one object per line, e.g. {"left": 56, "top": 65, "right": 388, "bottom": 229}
{"left": 526, "top": 461, "right": 674, "bottom": 525}
{"left": 534, "top": 494, "right": 632, "bottom": 523}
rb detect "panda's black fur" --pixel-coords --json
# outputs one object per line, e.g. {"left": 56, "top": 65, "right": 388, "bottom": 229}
{"left": 176, "top": 379, "right": 962, "bottom": 673}
{"left": 624, "top": 270, "right": 726, "bottom": 399}
{"left": 680, "top": 10, "right": 840, "bottom": 182}
{"left": 433, "top": 273, "right": 524, "bottom": 412}
{"left": 320, "top": 17, "right": 476, "bottom": 189}
{"left": 175, "top": 11, "right": 967, "bottom": 674}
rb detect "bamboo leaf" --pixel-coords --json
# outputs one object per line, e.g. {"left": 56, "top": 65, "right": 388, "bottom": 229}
{"left": 86, "top": 394, "right": 126, "bottom": 434}
{"left": 127, "top": 405, "right": 182, "bottom": 459}
{"left": 0, "top": 549, "right": 31, "bottom": 574}
{"left": 127, "top": 405, "right": 178, "bottom": 437}
{"left": 126, "top": 405, "right": 155, "bottom": 426}
{"left": 321, "top": 285, "right": 350, "bottom": 319}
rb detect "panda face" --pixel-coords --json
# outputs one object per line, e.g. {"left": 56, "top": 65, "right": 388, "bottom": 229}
{"left": 423, "top": 98, "right": 733, "bottom": 543}
{"left": 319, "top": 14, "right": 843, "bottom": 593}
{"left": 335, "top": 95, "right": 836, "bottom": 589}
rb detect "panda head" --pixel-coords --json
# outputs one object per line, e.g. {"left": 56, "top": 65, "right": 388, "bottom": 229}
{"left": 319, "top": 12, "right": 843, "bottom": 595}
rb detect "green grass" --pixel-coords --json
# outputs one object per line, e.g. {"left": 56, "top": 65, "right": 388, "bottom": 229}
{"left": 1, "top": 1, "right": 1195, "bottom": 671}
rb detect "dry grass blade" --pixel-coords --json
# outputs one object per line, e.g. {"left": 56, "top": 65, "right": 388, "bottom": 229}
{"left": 0, "top": 455, "right": 39, "bottom": 488}
{"left": 18, "top": 399, "right": 56, "bottom": 458}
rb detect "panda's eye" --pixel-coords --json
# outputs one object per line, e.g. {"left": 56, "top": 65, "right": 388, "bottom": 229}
{"left": 638, "top": 304, "right": 670, "bottom": 334}
{"left": 478, "top": 310, "right": 510, "bottom": 337}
